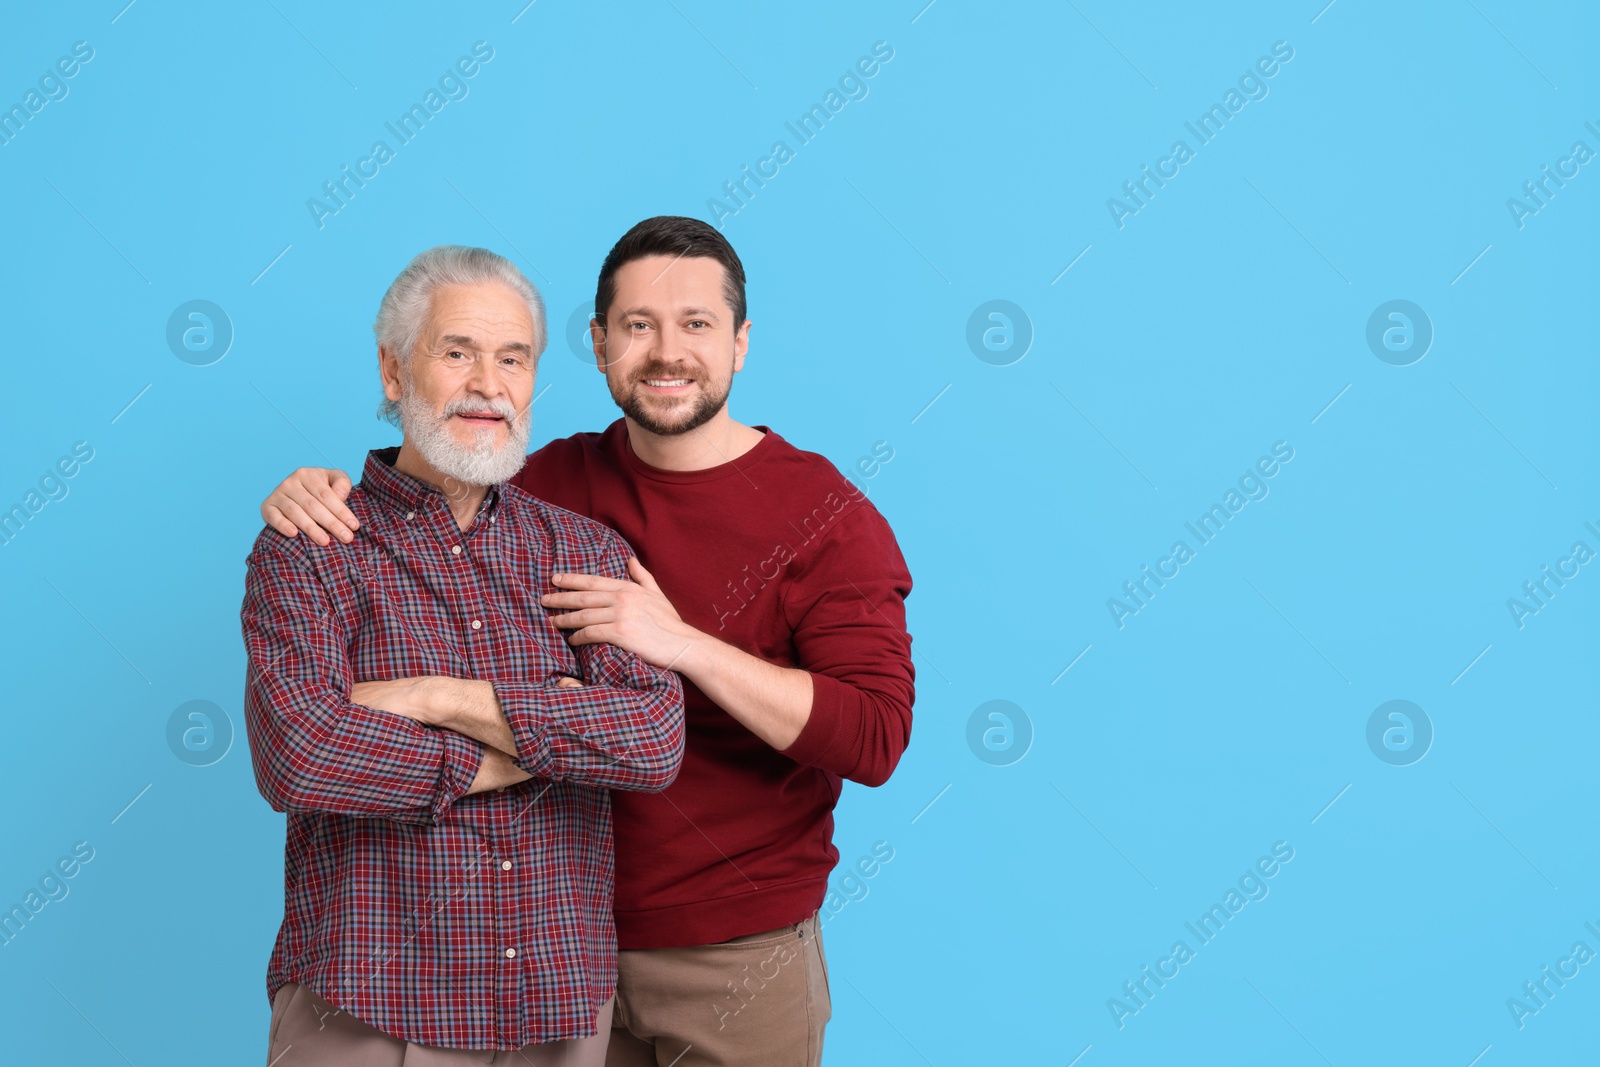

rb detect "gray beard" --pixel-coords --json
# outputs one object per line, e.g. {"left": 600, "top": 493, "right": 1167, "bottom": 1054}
{"left": 399, "top": 389, "right": 531, "bottom": 487}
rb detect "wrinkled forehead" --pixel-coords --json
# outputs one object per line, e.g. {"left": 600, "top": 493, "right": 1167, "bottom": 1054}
{"left": 421, "top": 282, "right": 537, "bottom": 348}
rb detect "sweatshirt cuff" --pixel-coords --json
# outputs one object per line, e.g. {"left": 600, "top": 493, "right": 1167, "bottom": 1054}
{"left": 780, "top": 672, "right": 847, "bottom": 770}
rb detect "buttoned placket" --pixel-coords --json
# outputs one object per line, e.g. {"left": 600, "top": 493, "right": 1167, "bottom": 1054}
{"left": 457, "top": 495, "right": 528, "bottom": 1041}
{"left": 399, "top": 488, "right": 528, "bottom": 1040}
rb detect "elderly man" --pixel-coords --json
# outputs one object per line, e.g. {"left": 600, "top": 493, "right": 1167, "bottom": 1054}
{"left": 241, "top": 245, "right": 684, "bottom": 1065}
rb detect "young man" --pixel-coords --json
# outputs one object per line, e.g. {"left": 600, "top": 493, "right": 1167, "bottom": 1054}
{"left": 260, "top": 217, "right": 915, "bottom": 1065}
{"left": 243, "top": 245, "right": 684, "bottom": 1064}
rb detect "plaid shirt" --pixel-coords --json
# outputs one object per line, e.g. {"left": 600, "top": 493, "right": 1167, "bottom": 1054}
{"left": 241, "top": 448, "right": 684, "bottom": 1049}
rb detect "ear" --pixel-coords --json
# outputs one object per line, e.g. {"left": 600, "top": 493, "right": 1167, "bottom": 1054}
{"left": 379, "top": 344, "right": 405, "bottom": 403}
{"left": 732, "top": 319, "right": 752, "bottom": 373}
{"left": 589, "top": 317, "right": 609, "bottom": 373}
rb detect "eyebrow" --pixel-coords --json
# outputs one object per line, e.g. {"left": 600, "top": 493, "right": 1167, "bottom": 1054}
{"left": 439, "top": 333, "right": 534, "bottom": 355}
{"left": 615, "top": 307, "right": 722, "bottom": 323}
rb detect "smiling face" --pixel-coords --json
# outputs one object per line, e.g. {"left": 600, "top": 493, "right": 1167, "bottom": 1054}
{"left": 381, "top": 280, "right": 537, "bottom": 487}
{"left": 593, "top": 254, "right": 750, "bottom": 437}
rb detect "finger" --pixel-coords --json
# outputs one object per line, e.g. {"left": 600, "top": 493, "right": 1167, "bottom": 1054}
{"left": 314, "top": 468, "right": 358, "bottom": 531}
{"left": 274, "top": 498, "right": 332, "bottom": 547}
{"left": 626, "top": 557, "right": 662, "bottom": 593}
{"left": 565, "top": 626, "right": 614, "bottom": 648}
{"left": 554, "top": 676, "right": 584, "bottom": 688}
{"left": 286, "top": 484, "right": 357, "bottom": 545}
{"left": 314, "top": 482, "right": 359, "bottom": 536}
{"left": 262, "top": 505, "right": 302, "bottom": 540}
{"left": 550, "top": 609, "right": 615, "bottom": 629}
{"left": 541, "top": 591, "right": 616, "bottom": 610}
{"left": 328, "top": 469, "right": 354, "bottom": 501}
{"left": 550, "top": 572, "right": 629, "bottom": 592}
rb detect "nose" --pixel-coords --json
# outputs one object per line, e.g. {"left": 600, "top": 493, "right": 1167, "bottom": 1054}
{"left": 463, "top": 351, "right": 506, "bottom": 398}
{"left": 650, "top": 324, "right": 680, "bottom": 366}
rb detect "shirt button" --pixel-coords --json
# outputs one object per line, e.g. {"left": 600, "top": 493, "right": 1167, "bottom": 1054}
{"left": 405, "top": 511, "right": 415, "bottom": 520}
{"left": 504, "top": 948, "right": 516, "bottom": 959}
{"left": 470, "top": 620, "right": 482, "bottom": 630}
{"left": 451, "top": 545, "right": 462, "bottom": 556}
{"left": 501, "top": 860, "right": 512, "bottom": 871}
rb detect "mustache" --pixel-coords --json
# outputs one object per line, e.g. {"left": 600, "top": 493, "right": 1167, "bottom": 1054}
{"left": 631, "top": 364, "right": 696, "bottom": 381}
{"left": 437, "top": 394, "right": 521, "bottom": 420}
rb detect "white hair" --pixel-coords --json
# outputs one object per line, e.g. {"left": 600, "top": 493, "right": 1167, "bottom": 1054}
{"left": 374, "top": 245, "right": 545, "bottom": 425}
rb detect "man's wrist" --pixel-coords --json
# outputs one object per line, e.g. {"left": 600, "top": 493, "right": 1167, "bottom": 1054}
{"left": 419, "top": 677, "right": 490, "bottom": 731}
{"left": 671, "top": 628, "right": 724, "bottom": 682}
{"left": 408, "top": 677, "right": 444, "bottom": 727}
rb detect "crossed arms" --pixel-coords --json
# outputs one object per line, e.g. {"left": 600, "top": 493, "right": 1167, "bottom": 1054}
{"left": 241, "top": 534, "right": 685, "bottom": 826}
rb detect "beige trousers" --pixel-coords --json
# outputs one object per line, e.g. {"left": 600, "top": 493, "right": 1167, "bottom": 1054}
{"left": 264, "top": 982, "right": 614, "bottom": 1066}
{"left": 605, "top": 913, "right": 831, "bottom": 1067}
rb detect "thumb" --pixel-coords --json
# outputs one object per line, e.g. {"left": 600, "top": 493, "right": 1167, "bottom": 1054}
{"left": 332, "top": 469, "right": 353, "bottom": 499}
{"left": 627, "top": 557, "right": 661, "bottom": 592}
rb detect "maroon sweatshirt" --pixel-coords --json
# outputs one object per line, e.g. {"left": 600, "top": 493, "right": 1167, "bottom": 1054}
{"left": 512, "top": 420, "right": 914, "bottom": 949}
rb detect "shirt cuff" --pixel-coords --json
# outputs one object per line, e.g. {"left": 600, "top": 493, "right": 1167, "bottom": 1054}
{"left": 432, "top": 727, "right": 484, "bottom": 821}
{"left": 490, "top": 681, "right": 554, "bottom": 778}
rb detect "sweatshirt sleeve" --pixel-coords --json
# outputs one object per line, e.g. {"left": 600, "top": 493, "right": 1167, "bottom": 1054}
{"left": 778, "top": 501, "right": 915, "bottom": 786}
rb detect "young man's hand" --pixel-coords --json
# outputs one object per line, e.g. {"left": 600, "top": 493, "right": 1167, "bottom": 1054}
{"left": 262, "top": 467, "right": 359, "bottom": 546}
{"left": 543, "top": 558, "right": 700, "bottom": 671}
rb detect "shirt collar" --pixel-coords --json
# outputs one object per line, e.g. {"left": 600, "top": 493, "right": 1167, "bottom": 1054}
{"left": 359, "top": 447, "right": 505, "bottom": 521}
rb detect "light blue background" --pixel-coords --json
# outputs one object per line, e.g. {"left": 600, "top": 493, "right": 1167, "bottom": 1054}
{"left": 1, "top": 1, "right": 1595, "bottom": 1064}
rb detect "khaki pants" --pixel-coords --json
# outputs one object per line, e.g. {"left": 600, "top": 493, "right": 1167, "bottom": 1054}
{"left": 606, "top": 913, "right": 831, "bottom": 1067}
{"left": 265, "top": 982, "right": 614, "bottom": 1066}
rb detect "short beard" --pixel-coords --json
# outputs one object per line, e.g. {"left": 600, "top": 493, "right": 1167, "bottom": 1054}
{"left": 610, "top": 368, "right": 730, "bottom": 437}
{"left": 399, "top": 385, "right": 531, "bottom": 487}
